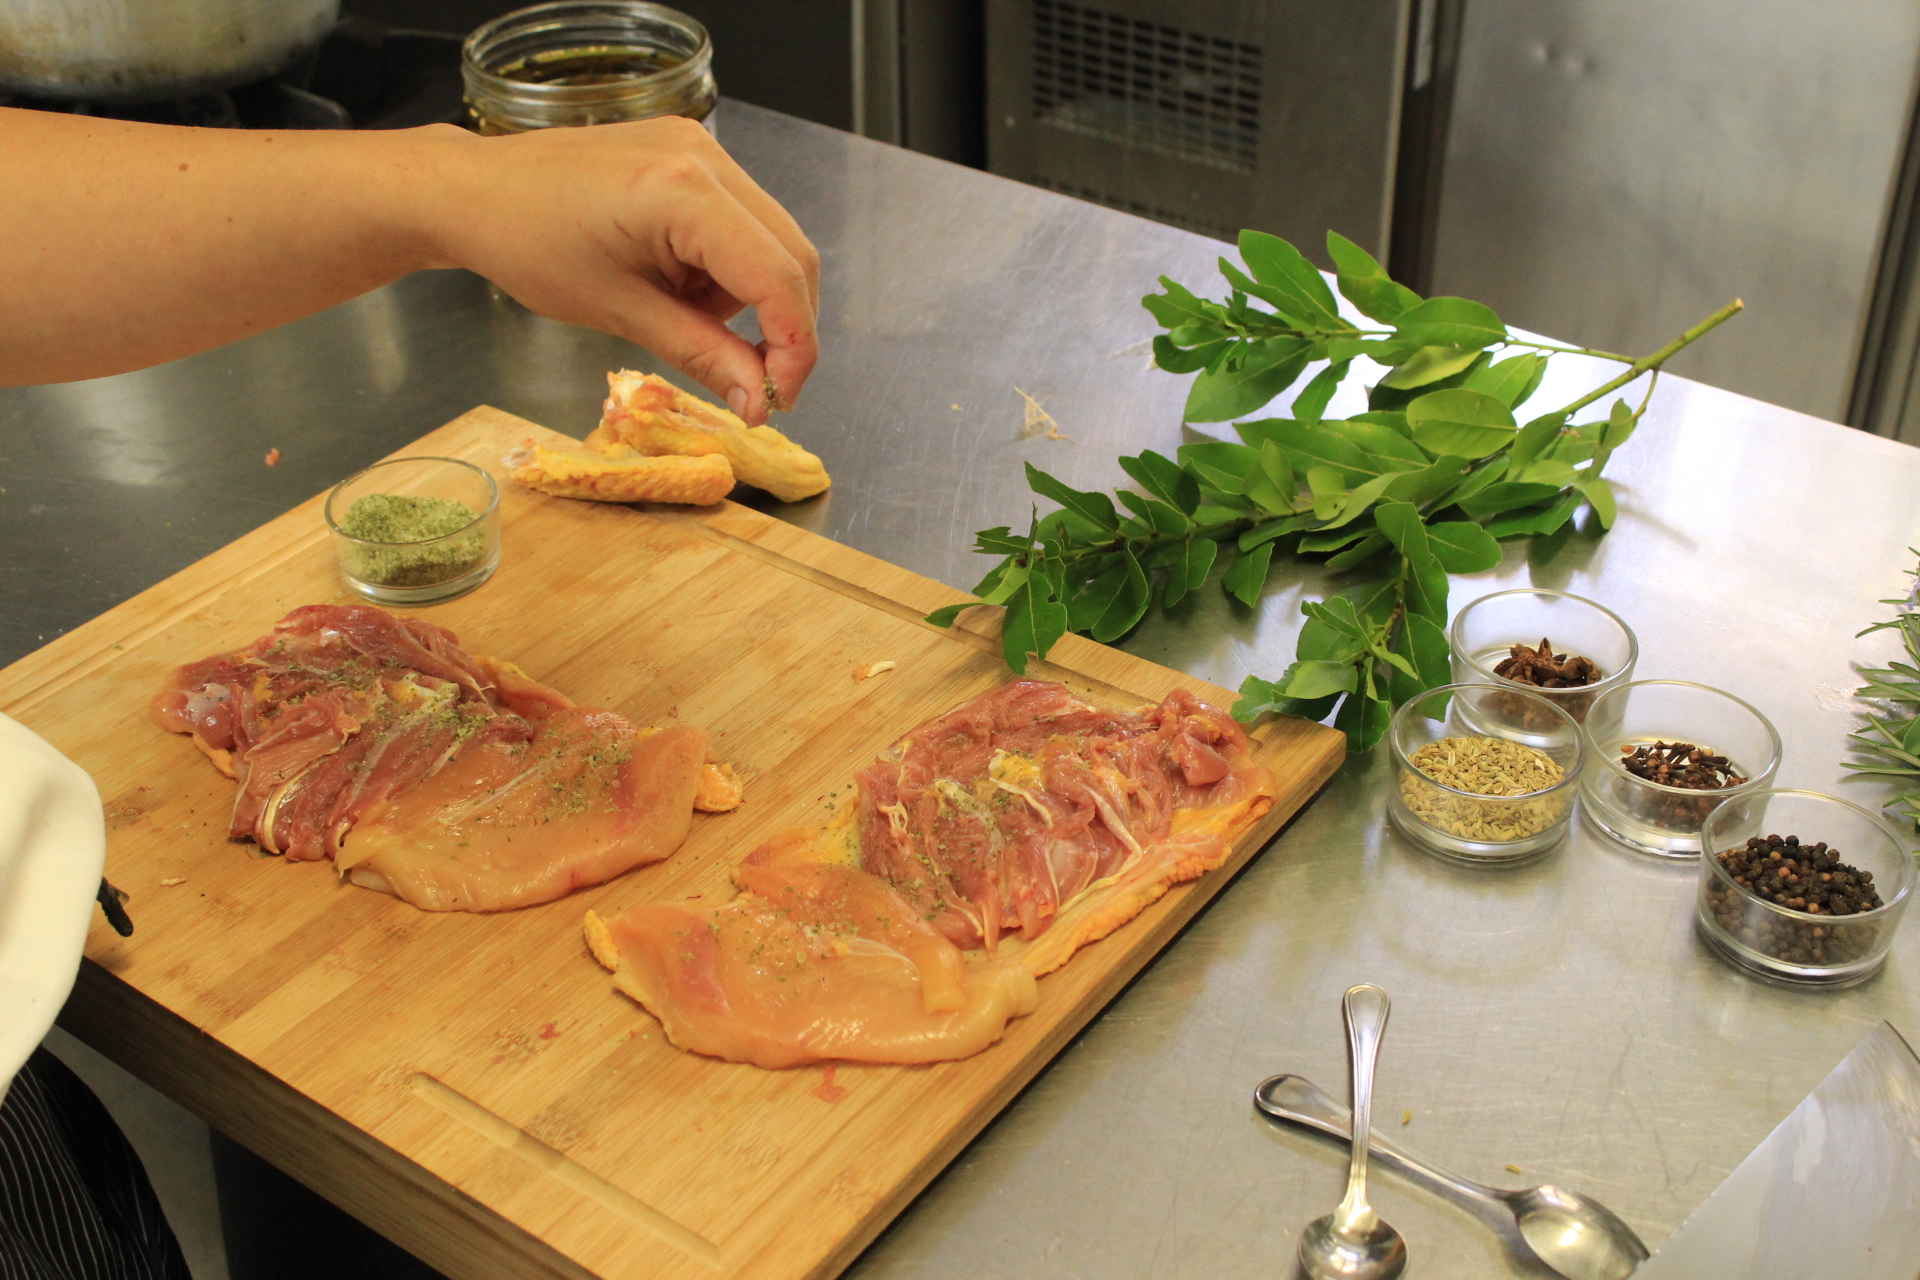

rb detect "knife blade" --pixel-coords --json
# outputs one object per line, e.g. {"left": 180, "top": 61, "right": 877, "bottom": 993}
{"left": 1633, "top": 1021, "right": 1920, "bottom": 1279}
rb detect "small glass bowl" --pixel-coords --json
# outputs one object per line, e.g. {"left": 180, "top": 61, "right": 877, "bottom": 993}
{"left": 1449, "top": 589, "right": 1638, "bottom": 726}
{"left": 324, "top": 457, "right": 501, "bottom": 606}
{"left": 1697, "top": 789, "right": 1914, "bottom": 987}
{"left": 1579, "top": 681, "right": 1781, "bottom": 859}
{"left": 1387, "top": 684, "right": 1584, "bottom": 865}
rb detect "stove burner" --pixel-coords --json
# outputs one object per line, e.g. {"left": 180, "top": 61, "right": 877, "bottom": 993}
{"left": 0, "top": 16, "right": 468, "bottom": 131}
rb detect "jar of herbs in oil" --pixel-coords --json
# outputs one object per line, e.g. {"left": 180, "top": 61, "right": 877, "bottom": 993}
{"left": 461, "top": 1, "right": 718, "bottom": 135}
{"left": 324, "top": 457, "right": 501, "bottom": 606}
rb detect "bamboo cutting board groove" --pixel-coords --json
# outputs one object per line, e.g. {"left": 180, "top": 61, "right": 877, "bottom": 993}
{"left": 2, "top": 408, "right": 1345, "bottom": 1280}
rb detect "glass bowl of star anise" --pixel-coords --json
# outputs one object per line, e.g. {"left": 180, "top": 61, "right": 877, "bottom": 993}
{"left": 1580, "top": 680, "right": 1782, "bottom": 859}
{"left": 1449, "top": 589, "right": 1638, "bottom": 736}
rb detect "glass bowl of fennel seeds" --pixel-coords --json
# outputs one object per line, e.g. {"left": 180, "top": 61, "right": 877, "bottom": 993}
{"left": 1387, "top": 684, "right": 1584, "bottom": 865}
{"left": 325, "top": 457, "right": 501, "bottom": 605}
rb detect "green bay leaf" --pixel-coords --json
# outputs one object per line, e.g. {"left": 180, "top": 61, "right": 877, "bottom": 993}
{"left": 1406, "top": 388, "right": 1517, "bottom": 459}
{"left": 1185, "top": 337, "right": 1312, "bottom": 423}
{"left": 1223, "top": 541, "right": 1275, "bottom": 606}
{"left": 1424, "top": 520, "right": 1502, "bottom": 572}
{"left": 1380, "top": 345, "right": 1484, "bottom": 391}
{"left": 1390, "top": 296, "right": 1507, "bottom": 350}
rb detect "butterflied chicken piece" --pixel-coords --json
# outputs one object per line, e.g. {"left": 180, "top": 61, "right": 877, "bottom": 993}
{"left": 340, "top": 712, "right": 707, "bottom": 912}
{"left": 584, "top": 860, "right": 1036, "bottom": 1068}
{"left": 853, "top": 681, "right": 1278, "bottom": 974}
{"left": 584, "top": 680, "right": 1271, "bottom": 1068}
{"left": 589, "top": 369, "right": 830, "bottom": 503}
{"left": 153, "top": 605, "right": 734, "bottom": 911}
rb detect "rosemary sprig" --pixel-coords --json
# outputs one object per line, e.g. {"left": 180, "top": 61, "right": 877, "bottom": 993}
{"left": 928, "top": 230, "right": 1741, "bottom": 751}
{"left": 1847, "top": 565, "right": 1920, "bottom": 826}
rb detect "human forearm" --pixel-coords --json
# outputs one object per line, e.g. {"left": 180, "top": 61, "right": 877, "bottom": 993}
{"left": 0, "top": 108, "right": 447, "bottom": 384}
{"left": 0, "top": 111, "right": 819, "bottom": 423}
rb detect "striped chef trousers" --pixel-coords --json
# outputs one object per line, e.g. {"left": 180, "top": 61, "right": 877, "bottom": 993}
{"left": 0, "top": 1048, "right": 188, "bottom": 1280}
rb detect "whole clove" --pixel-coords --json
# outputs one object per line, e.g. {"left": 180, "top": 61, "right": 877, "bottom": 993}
{"left": 1614, "top": 739, "right": 1750, "bottom": 832}
{"left": 1705, "top": 833, "right": 1886, "bottom": 967}
{"left": 1494, "top": 638, "right": 1602, "bottom": 689}
{"left": 1619, "top": 740, "right": 1747, "bottom": 790}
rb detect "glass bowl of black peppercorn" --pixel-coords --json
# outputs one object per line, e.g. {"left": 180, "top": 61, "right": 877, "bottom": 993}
{"left": 1697, "top": 789, "right": 1913, "bottom": 987}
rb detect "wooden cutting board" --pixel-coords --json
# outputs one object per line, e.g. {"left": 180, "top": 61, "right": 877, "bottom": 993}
{"left": 0, "top": 407, "right": 1344, "bottom": 1280}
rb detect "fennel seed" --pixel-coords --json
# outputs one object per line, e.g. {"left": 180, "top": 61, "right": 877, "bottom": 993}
{"left": 1402, "top": 736, "right": 1568, "bottom": 841}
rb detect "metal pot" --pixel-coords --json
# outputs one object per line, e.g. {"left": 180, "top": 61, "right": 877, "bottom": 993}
{"left": 0, "top": 0, "right": 342, "bottom": 103}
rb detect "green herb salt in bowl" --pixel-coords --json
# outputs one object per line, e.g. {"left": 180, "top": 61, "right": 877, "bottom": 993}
{"left": 1387, "top": 683, "right": 1583, "bottom": 865}
{"left": 324, "top": 456, "right": 501, "bottom": 606}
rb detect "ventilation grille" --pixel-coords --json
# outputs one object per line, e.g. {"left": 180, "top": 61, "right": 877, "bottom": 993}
{"left": 1028, "top": 175, "right": 1236, "bottom": 241}
{"left": 1031, "top": 0, "right": 1261, "bottom": 175}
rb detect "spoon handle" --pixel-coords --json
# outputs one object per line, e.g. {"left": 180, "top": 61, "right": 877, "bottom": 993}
{"left": 1257, "top": 1074, "right": 1506, "bottom": 1210}
{"left": 1336, "top": 984, "right": 1390, "bottom": 1226}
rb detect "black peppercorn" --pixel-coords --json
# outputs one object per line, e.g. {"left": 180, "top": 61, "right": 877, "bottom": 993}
{"left": 1706, "top": 833, "right": 1886, "bottom": 967}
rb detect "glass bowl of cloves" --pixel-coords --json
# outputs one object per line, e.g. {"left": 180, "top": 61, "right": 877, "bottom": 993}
{"left": 1449, "top": 589, "right": 1638, "bottom": 737}
{"left": 1579, "top": 680, "right": 1782, "bottom": 859}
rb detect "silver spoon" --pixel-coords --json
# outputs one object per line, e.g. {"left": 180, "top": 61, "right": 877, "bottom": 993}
{"left": 1295, "top": 983, "right": 1407, "bottom": 1280}
{"left": 1256, "top": 1073, "right": 1650, "bottom": 1280}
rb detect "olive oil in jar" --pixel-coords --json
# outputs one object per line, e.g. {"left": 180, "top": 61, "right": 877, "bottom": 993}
{"left": 492, "top": 45, "right": 685, "bottom": 88}
{"left": 462, "top": 2, "right": 717, "bottom": 135}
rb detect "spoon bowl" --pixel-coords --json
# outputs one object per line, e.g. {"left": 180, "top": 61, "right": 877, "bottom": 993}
{"left": 1296, "top": 1211, "right": 1408, "bottom": 1280}
{"left": 1510, "top": 1186, "right": 1647, "bottom": 1280}
{"left": 1256, "top": 1074, "right": 1649, "bottom": 1280}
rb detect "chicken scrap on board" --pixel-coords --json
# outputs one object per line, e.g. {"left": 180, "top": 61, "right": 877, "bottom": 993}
{"left": 506, "top": 369, "right": 831, "bottom": 505}
{"left": 586, "top": 680, "right": 1276, "bottom": 1067}
{"left": 152, "top": 604, "right": 736, "bottom": 912}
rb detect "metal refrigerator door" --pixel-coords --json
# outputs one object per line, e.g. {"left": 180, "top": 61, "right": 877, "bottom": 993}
{"left": 985, "top": 0, "right": 1410, "bottom": 261}
{"left": 1430, "top": 0, "right": 1920, "bottom": 422}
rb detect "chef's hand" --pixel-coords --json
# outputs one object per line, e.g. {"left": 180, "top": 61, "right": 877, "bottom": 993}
{"left": 427, "top": 117, "right": 820, "bottom": 422}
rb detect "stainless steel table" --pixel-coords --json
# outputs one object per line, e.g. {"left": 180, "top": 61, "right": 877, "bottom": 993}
{"left": 4, "top": 101, "right": 1918, "bottom": 1278}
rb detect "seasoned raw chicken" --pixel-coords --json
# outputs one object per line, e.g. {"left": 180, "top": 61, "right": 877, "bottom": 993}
{"left": 153, "top": 605, "right": 734, "bottom": 912}
{"left": 590, "top": 370, "right": 830, "bottom": 503}
{"left": 585, "top": 861, "right": 1036, "bottom": 1068}
{"left": 587, "top": 680, "right": 1275, "bottom": 1066}
{"left": 339, "top": 711, "right": 706, "bottom": 913}
{"left": 853, "top": 681, "right": 1277, "bottom": 974}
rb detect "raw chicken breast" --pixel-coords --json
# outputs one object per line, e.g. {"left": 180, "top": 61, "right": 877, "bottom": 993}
{"left": 153, "top": 605, "right": 729, "bottom": 912}
{"left": 585, "top": 861, "right": 1036, "bottom": 1068}
{"left": 853, "top": 681, "right": 1278, "bottom": 972}
{"left": 585, "top": 680, "right": 1273, "bottom": 1067}
{"left": 340, "top": 712, "right": 706, "bottom": 913}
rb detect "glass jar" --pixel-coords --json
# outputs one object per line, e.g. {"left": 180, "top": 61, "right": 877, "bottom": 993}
{"left": 1579, "top": 680, "right": 1781, "bottom": 859}
{"left": 1386, "top": 683, "right": 1583, "bottom": 865}
{"left": 461, "top": 1, "right": 717, "bottom": 135}
{"left": 1449, "top": 588, "right": 1638, "bottom": 726}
